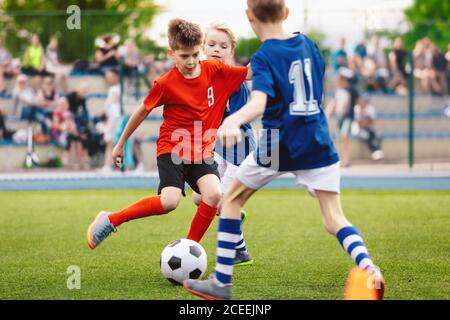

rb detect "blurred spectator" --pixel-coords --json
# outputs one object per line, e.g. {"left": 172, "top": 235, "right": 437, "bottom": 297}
{"left": 331, "top": 37, "right": 348, "bottom": 75}
{"left": 118, "top": 40, "right": 141, "bottom": 93}
{"left": 364, "top": 35, "right": 389, "bottom": 92}
{"left": 12, "top": 74, "right": 51, "bottom": 135}
{"left": 45, "top": 37, "right": 69, "bottom": 93}
{"left": 98, "top": 69, "right": 121, "bottom": 173}
{"left": 0, "top": 35, "right": 20, "bottom": 93}
{"left": 93, "top": 34, "right": 120, "bottom": 74}
{"left": 94, "top": 113, "right": 108, "bottom": 152}
{"left": 144, "top": 56, "right": 167, "bottom": 84}
{"left": 21, "top": 34, "right": 49, "bottom": 77}
{"left": 352, "top": 94, "right": 384, "bottom": 161}
{"left": 119, "top": 40, "right": 140, "bottom": 76}
{"left": 66, "top": 85, "right": 89, "bottom": 135}
{"left": 413, "top": 38, "right": 434, "bottom": 94}
{"left": 350, "top": 41, "right": 367, "bottom": 75}
{"left": 37, "top": 76, "right": 60, "bottom": 111}
{"left": 51, "top": 97, "right": 89, "bottom": 169}
{"left": 388, "top": 37, "right": 408, "bottom": 96}
{"left": 326, "top": 67, "right": 358, "bottom": 167}
{"left": 0, "top": 104, "right": 15, "bottom": 141}
{"left": 430, "top": 43, "right": 447, "bottom": 96}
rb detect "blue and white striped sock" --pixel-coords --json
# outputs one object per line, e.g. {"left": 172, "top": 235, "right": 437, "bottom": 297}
{"left": 336, "top": 226, "right": 375, "bottom": 270}
{"left": 214, "top": 217, "right": 241, "bottom": 287}
{"left": 235, "top": 225, "right": 247, "bottom": 253}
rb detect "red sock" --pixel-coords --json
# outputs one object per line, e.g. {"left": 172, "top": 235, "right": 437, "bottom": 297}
{"left": 187, "top": 201, "right": 218, "bottom": 242}
{"left": 108, "top": 196, "right": 166, "bottom": 227}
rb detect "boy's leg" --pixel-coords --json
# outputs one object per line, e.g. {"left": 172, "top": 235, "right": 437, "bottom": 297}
{"left": 87, "top": 154, "right": 184, "bottom": 249}
{"left": 221, "top": 163, "right": 252, "bottom": 265}
{"left": 108, "top": 187, "right": 180, "bottom": 227}
{"left": 315, "top": 190, "right": 384, "bottom": 298}
{"left": 184, "top": 153, "right": 278, "bottom": 299}
{"left": 87, "top": 187, "right": 180, "bottom": 250}
{"left": 184, "top": 179, "right": 256, "bottom": 300}
{"left": 186, "top": 174, "right": 222, "bottom": 242}
{"left": 191, "top": 191, "right": 202, "bottom": 207}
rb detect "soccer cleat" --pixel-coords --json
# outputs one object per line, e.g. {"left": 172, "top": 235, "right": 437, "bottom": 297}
{"left": 344, "top": 266, "right": 385, "bottom": 300}
{"left": 183, "top": 276, "right": 231, "bottom": 300}
{"left": 365, "top": 265, "right": 385, "bottom": 300}
{"left": 234, "top": 250, "right": 254, "bottom": 266}
{"left": 86, "top": 211, "right": 116, "bottom": 250}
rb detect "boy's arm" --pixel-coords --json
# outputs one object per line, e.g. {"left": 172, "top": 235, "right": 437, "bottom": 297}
{"left": 245, "top": 63, "right": 252, "bottom": 80}
{"left": 218, "top": 90, "right": 266, "bottom": 148}
{"left": 112, "top": 103, "right": 150, "bottom": 167}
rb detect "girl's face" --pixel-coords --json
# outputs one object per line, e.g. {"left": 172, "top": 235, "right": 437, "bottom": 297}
{"left": 204, "top": 29, "right": 234, "bottom": 64}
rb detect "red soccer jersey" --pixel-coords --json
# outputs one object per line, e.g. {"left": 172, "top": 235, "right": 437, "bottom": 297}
{"left": 143, "top": 60, "right": 248, "bottom": 162}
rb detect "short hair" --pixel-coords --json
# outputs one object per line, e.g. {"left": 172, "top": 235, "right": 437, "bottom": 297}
{"left": 168, "top": 18, "right": 203, "bottom": 50}
{"left": 205, "top": 21, "right": 237, "bottom": 51}
{"left": 247, "top": 0, "right": 286, "bottom": 23}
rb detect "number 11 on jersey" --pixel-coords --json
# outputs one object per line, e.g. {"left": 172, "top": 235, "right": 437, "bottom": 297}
{"left": 289, "top": 59, "right": 320, "bottom": 116}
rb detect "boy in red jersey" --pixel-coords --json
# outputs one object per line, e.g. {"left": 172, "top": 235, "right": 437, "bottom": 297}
{"left": 86, "top": 18, "right": 249, "bottom": 250}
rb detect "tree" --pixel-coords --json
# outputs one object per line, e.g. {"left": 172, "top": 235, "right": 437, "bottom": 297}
{"left": 235, "top": 37, "right": 262, "bottom": 63}
{"left": 403, "top": 0, "right": 450, "bottom": 50}
{"left": 0, "top": 0, "right": 159, "bottom": 62}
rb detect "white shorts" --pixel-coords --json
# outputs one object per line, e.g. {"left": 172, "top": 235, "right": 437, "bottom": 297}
{"left": 214, "top": 153, "right": 240, "bottom": 193}
{"left": 236, "top": 152, "right": 341, "bottom": 195}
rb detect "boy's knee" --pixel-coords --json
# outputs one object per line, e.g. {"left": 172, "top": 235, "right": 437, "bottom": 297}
{"left": 201, "top": 191, "right": 222, "bottom": 207}
{"left": 160, "top": 195, "right": 180, "bottom": 213}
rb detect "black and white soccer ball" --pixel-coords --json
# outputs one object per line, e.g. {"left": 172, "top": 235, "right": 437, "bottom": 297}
{"left": 160, "top": 239, "right": 207, "bottom": 285}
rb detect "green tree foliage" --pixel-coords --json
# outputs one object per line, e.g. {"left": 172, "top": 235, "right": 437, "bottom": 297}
{"left": 235, "top": 37, "right": 262, "bottom": 63}
{"left": 0, "top": 0, "right": 160, "bottom": 62}
{"left": 403, "top": 0, "right": 450, "bottom": 50}
{"left": 235, "top": 31, "right": 329, "bottom": 64}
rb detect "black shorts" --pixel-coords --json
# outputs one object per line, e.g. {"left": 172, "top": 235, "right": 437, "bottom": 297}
{"left": 157, "top": 153, "right": 220, "bottom": 196}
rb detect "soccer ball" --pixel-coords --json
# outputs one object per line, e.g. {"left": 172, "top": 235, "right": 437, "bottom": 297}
{"left": 160, "top": 238, "right": 207, "bottom": 285}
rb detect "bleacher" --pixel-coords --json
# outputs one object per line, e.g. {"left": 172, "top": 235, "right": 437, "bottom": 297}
{"left": 1, "top": 74, "right": 449, "bottom": 171}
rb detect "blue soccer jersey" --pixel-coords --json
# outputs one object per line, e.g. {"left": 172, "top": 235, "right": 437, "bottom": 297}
{"left": 215, "top": 84, "right": 256, "bottom": 166}
{"left": 251, "top": 34, "right": 339, "bottom": 171}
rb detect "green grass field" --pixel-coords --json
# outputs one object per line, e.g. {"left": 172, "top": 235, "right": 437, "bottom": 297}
{"left": 0, "top": 189, "right": 449, "bottom": 300}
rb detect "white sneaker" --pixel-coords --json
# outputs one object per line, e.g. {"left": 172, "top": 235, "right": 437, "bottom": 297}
{"left": 371, "top": 150, "right": 384, "bottom": 161}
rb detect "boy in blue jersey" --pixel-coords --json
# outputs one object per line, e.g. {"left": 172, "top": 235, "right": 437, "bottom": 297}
{"left": 191, "top": 22, "right": 256, "bottom": 266}
{"left": 183, "top": 0, "right": 384, "bottom": 300}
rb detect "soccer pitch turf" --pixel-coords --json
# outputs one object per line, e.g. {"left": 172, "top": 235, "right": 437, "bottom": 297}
{"left": 0, "top": 189, "right": 448, "bottom": 300}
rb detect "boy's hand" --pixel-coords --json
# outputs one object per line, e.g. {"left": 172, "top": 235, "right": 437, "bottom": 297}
{"left": 112, "top": 144, "right": 124, "bottom": 168}
{"left": 218, "top": 118, "right": 242, "bottom": 148}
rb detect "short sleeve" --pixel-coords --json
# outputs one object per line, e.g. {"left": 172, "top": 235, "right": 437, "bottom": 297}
{"left": 250, "top": 53, "right": 275, "bottom": 98}
{"left": 219, "top": 62, "right": 248, "bottom": 94}
{"left": 143, "top": 81, "right": 165, "bottom": 112}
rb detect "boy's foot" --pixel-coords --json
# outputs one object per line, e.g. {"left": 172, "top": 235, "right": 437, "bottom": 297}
{"left": 234, "top": 250, "right": 254, "bottom": 266}
{"left": 183, "top": 276, "right": 231, "bottom": 300}
{"left": 86, "top": 211, "right": 116, "bottom": 249}
{"left": 344, "top": 266, "right": 385, "bottom": 300}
